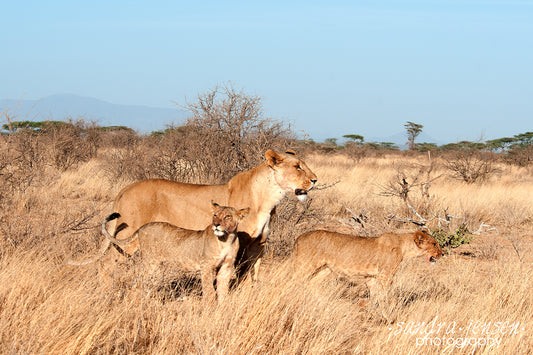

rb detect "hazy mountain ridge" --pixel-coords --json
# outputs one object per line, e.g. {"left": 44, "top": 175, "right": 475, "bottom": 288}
{"left": 1, "top": 94, "right": 187, "bottom": 133}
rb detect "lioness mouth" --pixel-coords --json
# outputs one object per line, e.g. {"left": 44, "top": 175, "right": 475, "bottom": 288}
{"left": 213, "top": 226, "right": 226, "bottom": 237}
{"left": 295, "top": 189, "right": 309, "bottom": 202}
{"left": 295, "top": 189, "right": 307, "bottom": 196}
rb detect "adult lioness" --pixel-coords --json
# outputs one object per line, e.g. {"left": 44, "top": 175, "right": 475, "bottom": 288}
{"left": 293, "top": 230, "right": 444, "bottom": 297}
{"left": 104, "top": 202, "right": 249, "bottom": 302}
{"left": 106, "top": 149, "right": 317, "bottom": 280}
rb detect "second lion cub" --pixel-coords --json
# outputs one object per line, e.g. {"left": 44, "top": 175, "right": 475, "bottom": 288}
{"left": 293, "top": 230, "right": 444, "bottom": 298}
{"left": 103, "top": 202, "right": 249, "bottom": 302}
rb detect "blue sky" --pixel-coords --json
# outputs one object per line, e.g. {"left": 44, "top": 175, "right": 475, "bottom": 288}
{"left": 2, "top": 1, "right": 532, "bottom": 143}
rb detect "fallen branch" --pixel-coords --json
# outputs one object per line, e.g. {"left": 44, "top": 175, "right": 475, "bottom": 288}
{"left": 314, "top": 179, "right": 341, "bottom": 191}
{"left": 342, "top": 205, "right": 370, "bottom": 229}
{"left": 472, "top": 222, "right": 497, "bottom": 235}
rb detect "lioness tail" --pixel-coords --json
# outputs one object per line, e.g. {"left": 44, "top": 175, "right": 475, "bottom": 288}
{"left": 66, "top": 212, "right": 120, "bottom": 266}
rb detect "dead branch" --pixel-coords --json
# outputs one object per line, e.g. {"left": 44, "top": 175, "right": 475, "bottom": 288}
{"left": 342, "top": 205, "right": 371, "bottom": 229}
{"left": 471, "top": 222, "right": 497, "bottom": 235}
{"left": 314, "top": 179, "right": 341, "bottom": 191}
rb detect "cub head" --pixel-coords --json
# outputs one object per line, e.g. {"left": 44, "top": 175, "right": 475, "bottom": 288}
{"left": 413, "top": 230, "right": 444, "bottom": 263}
{"left": 210, "top": 202, "right": 250, "bottom": 238}
{"left": 265, "top": 149, "right": 317, "bottom": 202}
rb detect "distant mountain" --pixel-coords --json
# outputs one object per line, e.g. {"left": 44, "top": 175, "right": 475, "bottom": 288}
{"left": 1, "top": 94, "right": 188, "bottom": 133}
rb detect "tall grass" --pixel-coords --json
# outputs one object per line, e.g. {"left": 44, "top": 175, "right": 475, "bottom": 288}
{"left": 1, "top": 147, "right": 532, "bottom": 354}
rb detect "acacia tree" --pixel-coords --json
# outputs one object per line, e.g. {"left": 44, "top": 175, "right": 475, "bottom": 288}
{"left": 343, "top": 134, "right": 364, "bottom": 144}
{"left": 514, "top": 132, "right": 533, "bottom": 147}
{"left": 405, "top": 121, "right": 424, "bottom": 150}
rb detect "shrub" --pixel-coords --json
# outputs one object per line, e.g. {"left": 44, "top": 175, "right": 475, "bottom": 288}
{"left": 43, "top": 120, "right": 100, "bottom": 171}
{"left": 180, "top": 84, "right": 294, "bottom": 184}
{"left": 504, "top": 146, "right": 533, "bottom": 167}
{"left": 432, "top": 224, "right": 473, "bottom": 252}
{"left": 444, "top": 150, "right": 499, "bottom": 183}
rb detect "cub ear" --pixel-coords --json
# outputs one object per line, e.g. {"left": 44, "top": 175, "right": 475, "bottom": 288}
{"left": 210, "top": 201, "right": 220, "bottom": 212}
{"left": 237, "top": 207, "right": 250, "bottom": 220}
{"left": 265, "top": 150, "right": 283, "bottom": 168}
{"left": 413, "top": 230, "right": 425, "bottom": 247}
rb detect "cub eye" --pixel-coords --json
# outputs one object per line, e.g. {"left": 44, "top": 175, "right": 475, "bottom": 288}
{"left": 295, "top": 164, "right": 302, "bottom": 170}
{"left": 224, "top": 215, "right": 231, "bottom": 220}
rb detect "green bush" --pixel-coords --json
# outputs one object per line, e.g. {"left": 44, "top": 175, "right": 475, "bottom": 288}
{"left": 432, "top": 224, "right": 473, "bottom": 252}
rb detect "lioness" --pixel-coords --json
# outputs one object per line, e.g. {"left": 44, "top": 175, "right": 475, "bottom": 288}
{"left": 102, "top": 149, "right": 317, "bottom": 281}
{"left": 293, "top": 230, "right": 444, "bottom": 297}
{"left": 103, "top": 202, "right": 249, "bottom": 302}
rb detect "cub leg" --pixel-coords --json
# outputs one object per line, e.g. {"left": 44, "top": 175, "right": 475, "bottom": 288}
{"left": 201, "top": 265, "right": 217, "bottom": 303}
{"left": 215, "top": 262, "right": 235, "bottom": 302}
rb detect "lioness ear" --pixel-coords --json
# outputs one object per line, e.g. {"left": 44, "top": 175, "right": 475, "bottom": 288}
{"left": 413, "top": 231, "right": 425, "bottom": 247}
{"left": 211, "top": 201, "right": 220, "bottom": 212}
{"left": 237, "top": 207, "right": 250, "bottom": 220}
{"left": 265, "top": 150, "right": 283, "bottom": 168}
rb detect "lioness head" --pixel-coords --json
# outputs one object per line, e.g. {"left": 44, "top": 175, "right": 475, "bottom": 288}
{"left": 413, "top": 231, "right": 444, "bottom": 263}
{"left": 265, "top": 149, "right": 317, "bottom": 202}
{"left": 210, "top": 202, "right": 250, "bottom": 238}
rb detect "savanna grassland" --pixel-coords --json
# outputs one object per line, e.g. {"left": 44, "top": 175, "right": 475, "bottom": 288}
{"left": 1, "top": 127, "right": 532, "bottom": 354}
{"left": 1, "top": 86, "right": 533, "bottom": 354}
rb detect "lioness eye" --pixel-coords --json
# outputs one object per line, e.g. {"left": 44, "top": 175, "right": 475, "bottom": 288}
{"left": 224, "top": 215, "right": 231, "bottom": 219}
{"left": 295, "top": 164, "right": 302, "bottom": 170}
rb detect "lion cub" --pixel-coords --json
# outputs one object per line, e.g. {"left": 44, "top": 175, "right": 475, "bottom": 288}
{"left": 293, "top": 230, "right": 444, "bottom": 297}
{"left": 103, "top": 202, "right": 249, "bottom": 302}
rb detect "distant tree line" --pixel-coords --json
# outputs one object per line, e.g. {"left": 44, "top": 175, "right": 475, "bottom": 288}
{"left": 322, "top": 121, "right": 532, "bottom": 153}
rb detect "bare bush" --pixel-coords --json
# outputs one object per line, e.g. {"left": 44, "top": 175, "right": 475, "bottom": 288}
{"left": 97, "top": 86, "right": 295, "bottom": 185}
{"left": 342, "top": 141, "right": 368, "bottom": 162}
{"left": 179, "top": 84, "right": 294, "bottom": 184}
{"left": 100, "top": 140, "right": 151, "bottom": 182}
{"left": 0, "top": 130, "right": 48, "bottom": 195}
{"left": 505, "top": 146, "right": 533, "bottom": 167}
{"left": 379, "top": 153, "right": 441, "bottom": 206}
{"left": 146, "top": 127, "right": 207, "bottom": 183}
{"left": 98, "top": 126, "right": 138, "bottom": 149}
{"left": 42, "top": 120, "right": 100, "bottom": 171}
{"left": 444, "top": 150, "right": 500, "bottom": 183}
{"left": 265, "top": 198, "right": 327, "bottom": 260}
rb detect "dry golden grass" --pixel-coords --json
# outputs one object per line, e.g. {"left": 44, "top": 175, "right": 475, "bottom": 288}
{"left": 1, "top": 152, "right": 532, "bottom": 354}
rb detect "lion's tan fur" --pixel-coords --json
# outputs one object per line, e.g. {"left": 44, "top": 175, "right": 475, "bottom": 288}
{"left": 293, "top": 230, "right": 444, "bottom": 296}
{"left": 107, "top": 150, "right": 317, "bottom": 280}
{"left": 104, "top": 203, "right": 249, "bottom": 302}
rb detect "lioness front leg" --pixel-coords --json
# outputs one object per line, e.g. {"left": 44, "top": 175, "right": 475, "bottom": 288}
{"left": 215, "top": 262, "right": 234, "bottom": 302}
{"left": 366, "top": 275, "right": 393, "bottom": 310}
{"left": 251, "top": 258, "right": 261, "bottom": 282}
{"left": 201, "top": 266, "right": 217, "bottom": 303}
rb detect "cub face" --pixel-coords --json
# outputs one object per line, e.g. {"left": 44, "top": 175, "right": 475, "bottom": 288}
{"left": 414, "top": 231, "right": 445, "bottom": 263}
{"left": 210, "top": 202, "right": 249, "bottom": 237}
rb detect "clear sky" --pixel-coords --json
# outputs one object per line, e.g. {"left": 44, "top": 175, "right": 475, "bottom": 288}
{"left": 2, "top": 0, "right": 532, "bottom": 143}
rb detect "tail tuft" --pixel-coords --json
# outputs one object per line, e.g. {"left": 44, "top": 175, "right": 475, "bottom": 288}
{"left": 108, "top": 212, "right": 121, "bottom": 221}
